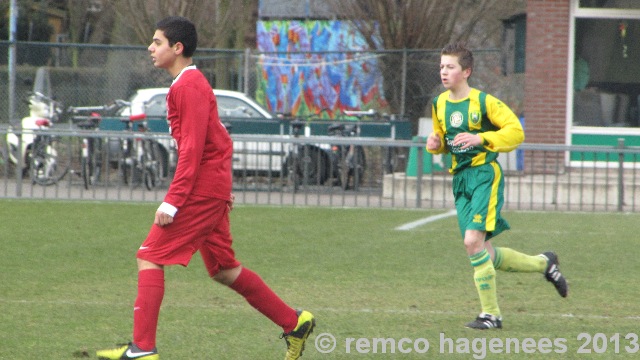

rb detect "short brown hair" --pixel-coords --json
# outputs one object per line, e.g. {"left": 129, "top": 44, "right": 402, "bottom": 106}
{"left": 441, "top": 42, "right": 474, "bottom": 76}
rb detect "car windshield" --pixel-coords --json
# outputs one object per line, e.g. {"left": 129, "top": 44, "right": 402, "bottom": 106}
{"left": 144, "top": 94, "right": 167, "bottom": 117}
{"left": 217, "top": 96, "right": 267, "bottom": 119}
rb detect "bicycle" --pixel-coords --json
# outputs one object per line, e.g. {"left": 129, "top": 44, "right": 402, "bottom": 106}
{"left": 282, "top": 115, "right": 330, "bottom": 192}
{"left": 327, "top": 109, "right": 368, "bottom": 191}
{"left": 283, "top": 118, "right": 307, "bottom": 192}
{"left": 328, "top": 123, "right": 365, "bottom": 191}
{"left": 68, "top": 100, "right": 130, "bottom": 189}
{"left": 118, "top": 113, "right": 165, "bottom": 191}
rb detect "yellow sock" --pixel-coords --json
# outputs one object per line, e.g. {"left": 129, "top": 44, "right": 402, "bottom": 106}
{"left": 470, "top": 249, "right": 500, "bottom": 317}
{"left": 494, "top": 247, "right": 546, "bottom": 273}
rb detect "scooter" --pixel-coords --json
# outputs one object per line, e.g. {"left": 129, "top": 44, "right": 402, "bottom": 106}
{"left": 6, "top": 92, "right": 62, "bottom": 174}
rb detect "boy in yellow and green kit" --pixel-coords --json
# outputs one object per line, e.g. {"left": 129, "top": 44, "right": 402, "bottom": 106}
{"left": 427, "top": 42, "right": 568, "bottom": 330}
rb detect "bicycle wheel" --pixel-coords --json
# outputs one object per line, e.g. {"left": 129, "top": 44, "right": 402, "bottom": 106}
{"left": 338, "top": 155, "right": 350, "bottom": 191}
{"left": 143, "top": 140, "right": 164, "bottom": 190}
{"left": 339, "top": 146, "right": 365, "bottom": 191}
{"left": 120, "top": 159, "right": 138, "bottom": 187}
{"left": 119, "top": 139, "right": 141, "bottom": 188}
{"left": 302, "top": 146, "right": 329, "bottom": 186}
{"left": 82, "top": 138, "right": 103, "bottom": 189}
{"left": 383, "top": 146, "right": 400, "bottom": 174}
{"left": 351, "top": 146, "right": 366, "bottom": 190}
{"left": 283, "top": 152, "right": 300, "bottom": 192}
{"left": 0, "top": 141, "right": 11, "bottom": 178}
{"left": 30, "top": 136, "right": 70, "bottom": 186}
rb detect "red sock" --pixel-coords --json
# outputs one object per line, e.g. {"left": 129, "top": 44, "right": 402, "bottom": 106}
{"left": 229, "top": 268, "right": 298, "bottom": 333}
{"left": 133, "top": 269, "right": 165, "bottom": 351}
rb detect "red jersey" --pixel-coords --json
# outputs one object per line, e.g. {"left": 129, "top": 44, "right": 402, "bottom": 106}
{"left": 164, "top": 68, "right": 233, "bottom": 209}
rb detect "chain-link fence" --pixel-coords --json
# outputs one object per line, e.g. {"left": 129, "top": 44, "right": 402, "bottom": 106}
{"left": 1, "top": 42, "right": 521, "bottom": 132}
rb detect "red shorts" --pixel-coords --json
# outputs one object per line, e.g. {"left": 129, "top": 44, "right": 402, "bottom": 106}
{"left": 137, "top": 194, "right": 241, "bottom": 277}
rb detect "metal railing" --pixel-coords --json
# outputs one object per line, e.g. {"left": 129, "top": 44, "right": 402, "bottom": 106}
{"left": 2, "top": 127, "right": 640, "bottom": 212}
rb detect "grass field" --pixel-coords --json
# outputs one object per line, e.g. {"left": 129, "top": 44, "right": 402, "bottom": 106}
{"left": 1, "top": 199, "right": 639, "bottom": 359}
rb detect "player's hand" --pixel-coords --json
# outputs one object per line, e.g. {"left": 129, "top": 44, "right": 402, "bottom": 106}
{"left": 453, "top": 133, "right": 482, "bottom": 150}
{"left": 228, "top": 193, "right": 235, "bottom": 212}
{"left": 426, "top": 133, "right": 441, "bottom": 151}
{"left": 154, "top": 210, "right": 174, "bottom": 227}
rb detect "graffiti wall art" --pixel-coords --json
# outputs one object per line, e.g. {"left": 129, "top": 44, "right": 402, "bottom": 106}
{"left": 256, "top": 20, "right": 388, "bottom": 118}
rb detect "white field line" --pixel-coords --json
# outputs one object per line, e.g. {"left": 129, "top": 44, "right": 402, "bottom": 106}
{"left": 2, "top": 298, "right": 639, "bottom": 321}
{"left": 395, "top": 209, "right": 457, "bottom": 231}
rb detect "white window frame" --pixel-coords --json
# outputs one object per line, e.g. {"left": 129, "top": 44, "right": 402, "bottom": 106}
{"left": 568, "top": 0, "right": 640, "bottom": 145}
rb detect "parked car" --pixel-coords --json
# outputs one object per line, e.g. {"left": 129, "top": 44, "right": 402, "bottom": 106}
{"left": 121, "top": 88, "right": 274, "bottom": 120}
{"left": 118, "top": 88, "right": 330, "bottom": 183}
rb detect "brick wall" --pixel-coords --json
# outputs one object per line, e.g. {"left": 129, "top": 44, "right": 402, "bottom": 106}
{"left": 524, "top": 0, "right": 571, "bottom": 144}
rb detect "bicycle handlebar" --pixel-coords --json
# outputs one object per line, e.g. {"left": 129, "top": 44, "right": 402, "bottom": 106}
{"left": 32, "top": 91, "right": 57, "bottom": 103}
{"left": 67, "top": 99, "right": 131, "bottom": 115}
{"left": 68, "top": 105, "right": 110, "bottom": 113}
{"left": 342, "top": 109, "right": 376, "bottom": 117}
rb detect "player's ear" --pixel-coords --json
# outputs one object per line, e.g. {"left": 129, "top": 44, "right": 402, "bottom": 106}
{"left": 173, "top": 41, "right": 184, "bottom": 55}
{"left": 463, "top": 67, "right": 472, "bottom": 80}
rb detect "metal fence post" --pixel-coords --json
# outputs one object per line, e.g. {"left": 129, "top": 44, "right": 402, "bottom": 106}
{"left": 400, "top": 48, "right": 407, "bottom": 116}
{"left": 416, "top": 142, "right": 423, "bottom": 208}
{"left": 8, "top": 0, "right": 17, "bottom": 128}
{"left": 243, "top": 48, "right": 251, "bottom": 95}
{"left": 618, "top": 138, "right": 625, "bottom": 212}
{"left": 9, "top": 0, "right": 22, "bottom": 197}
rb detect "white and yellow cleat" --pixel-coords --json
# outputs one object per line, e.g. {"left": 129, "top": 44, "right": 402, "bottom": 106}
{"left": 96, "top": 342, "right": 159, "bottom": 360}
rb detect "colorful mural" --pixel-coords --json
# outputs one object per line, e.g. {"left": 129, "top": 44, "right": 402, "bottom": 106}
{"left": 256, "top": 20, "right": 388, "bottom": 119}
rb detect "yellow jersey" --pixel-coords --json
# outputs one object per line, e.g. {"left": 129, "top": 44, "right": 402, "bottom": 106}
{"left": 427, "top": 88, "right": 524, "bottom": 174}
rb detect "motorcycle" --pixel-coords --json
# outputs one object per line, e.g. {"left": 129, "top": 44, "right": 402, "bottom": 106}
{"left": 7, "top": 92, "right": 58, "bottom": 166}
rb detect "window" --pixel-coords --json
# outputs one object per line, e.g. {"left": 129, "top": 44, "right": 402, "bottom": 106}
{"left": 502, "top": 13, "right": 526, "bottom": 75}
{"left": 579, "top": 0, "right": 640, "bottom": 9}
{"left": 572, "top": 0, "right": 640, "bottom": 127}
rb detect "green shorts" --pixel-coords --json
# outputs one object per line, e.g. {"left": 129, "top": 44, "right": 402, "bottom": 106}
{"left": 452, "top": 161, "right": 510, "bottom": 241}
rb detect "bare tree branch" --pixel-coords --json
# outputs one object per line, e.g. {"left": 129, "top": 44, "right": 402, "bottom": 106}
{"left": 326, "top": 0, "right": 518, "bottom": 50}
{"left": 110, "top": 0, "right": 257, "bottom": 49}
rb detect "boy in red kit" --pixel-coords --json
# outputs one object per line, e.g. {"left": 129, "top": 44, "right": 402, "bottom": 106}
{"left": 97, "top": 16, "right": 314, "bottom": 360}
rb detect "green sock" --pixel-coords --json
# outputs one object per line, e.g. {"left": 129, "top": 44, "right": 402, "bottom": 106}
{"left": 494, "top": 247, "right": 546, "bottom": 273}
{"left": 470, "top": 249, "right": 500, "bottom": 317}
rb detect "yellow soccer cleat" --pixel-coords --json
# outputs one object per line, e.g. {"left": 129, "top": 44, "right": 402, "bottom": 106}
{"left": 96, "top": 342, "right": 159, "bottom": 360}
{"left": 282, "top": 310, "right": 316, "bottom": 360}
